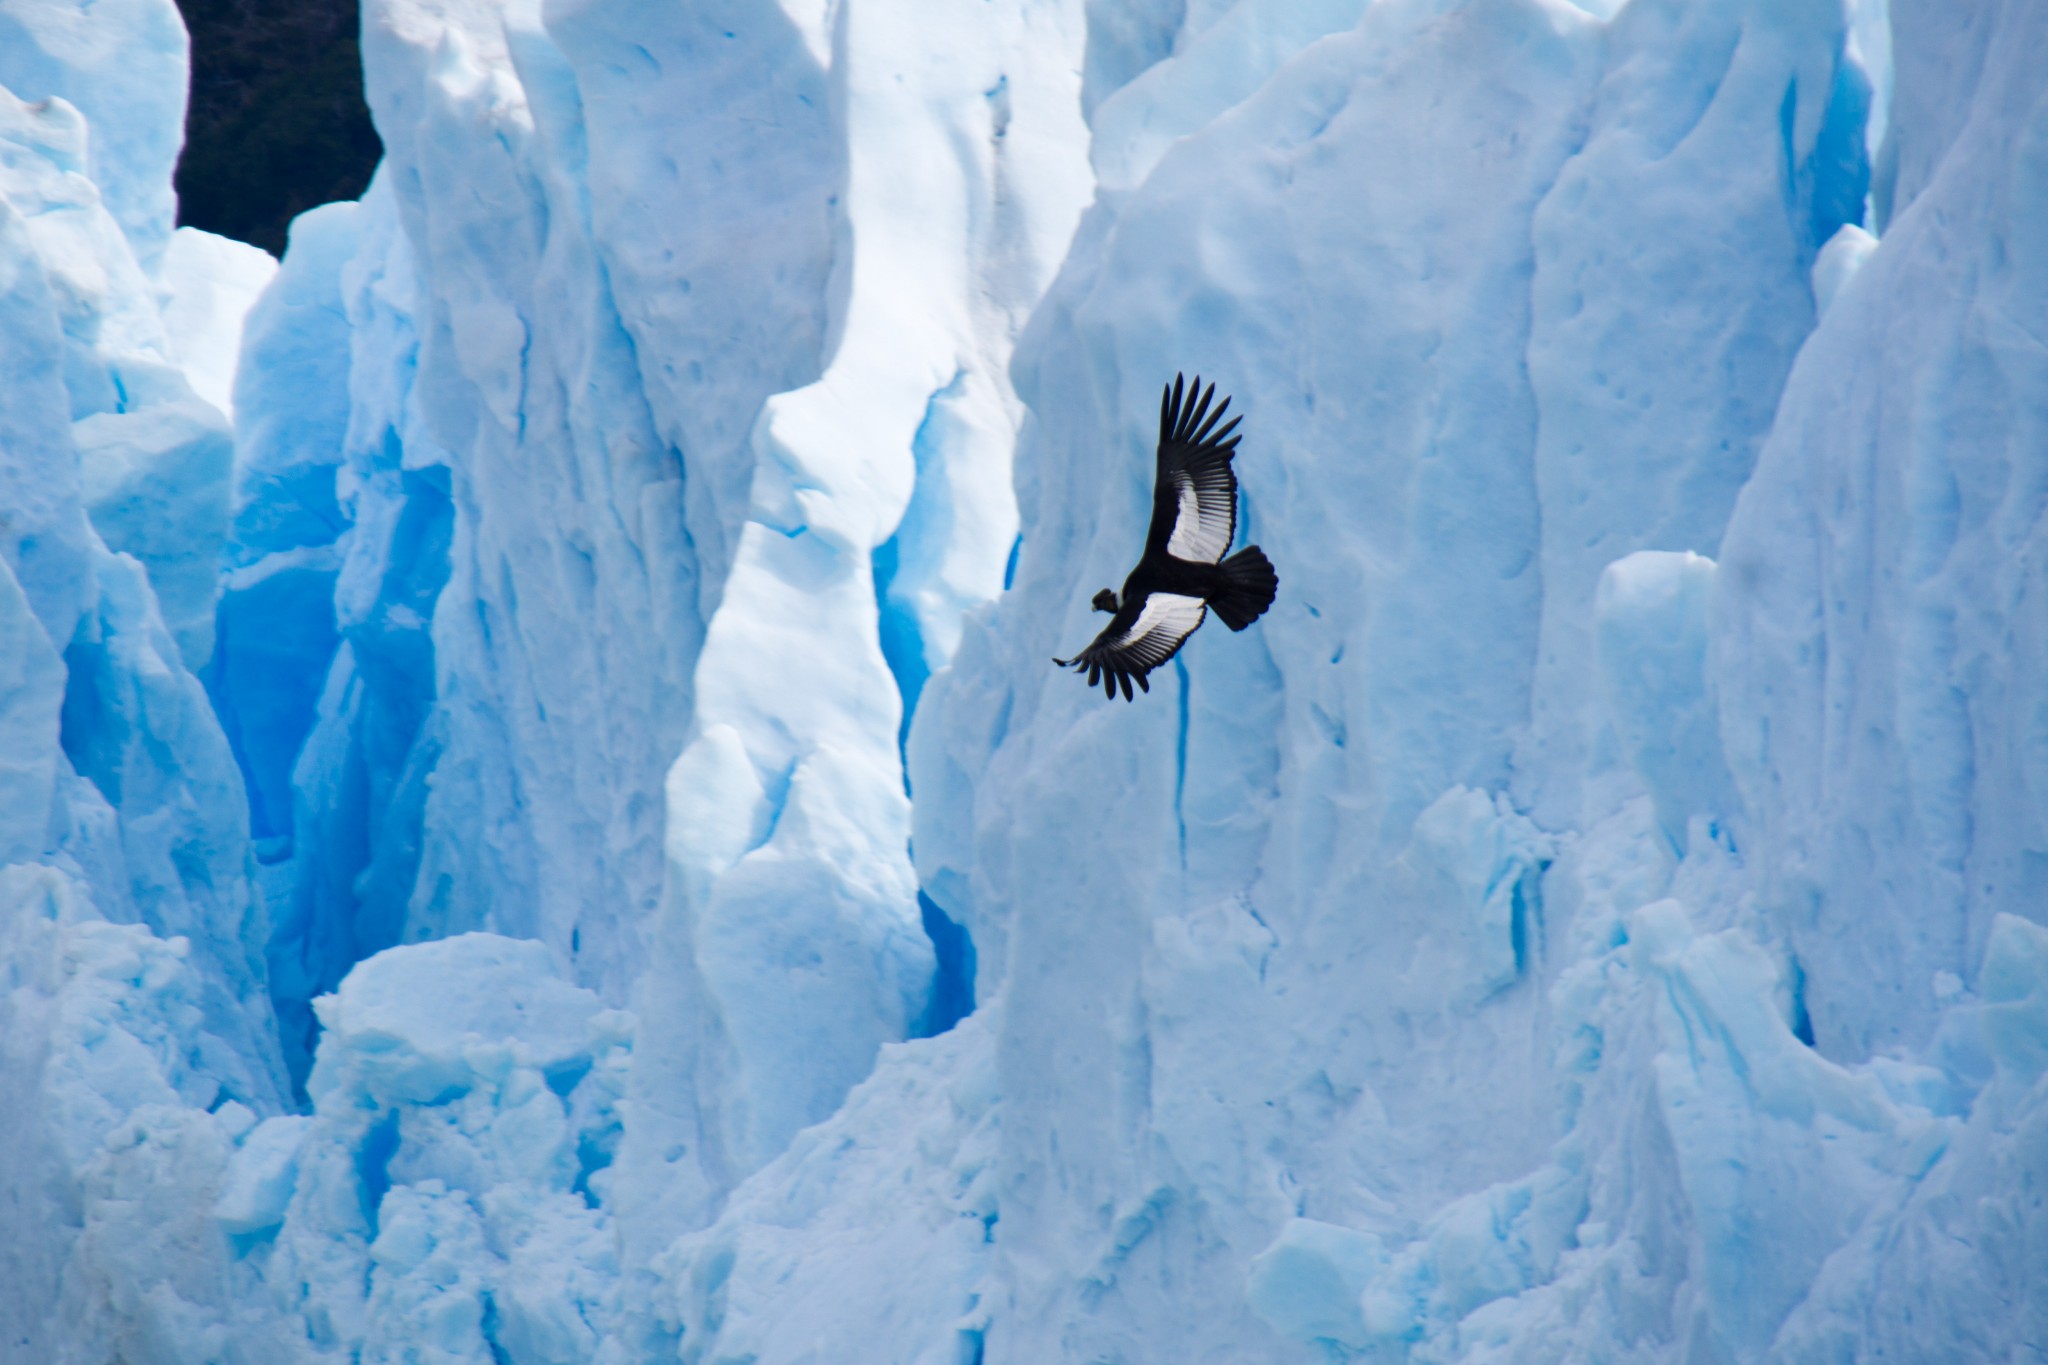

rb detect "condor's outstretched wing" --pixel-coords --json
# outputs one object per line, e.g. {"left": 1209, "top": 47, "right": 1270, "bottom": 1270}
{"left": 1054, "top": 592, "right": 1208, "bottom": 701}
{"left": 1147, "top": 373, "right": 1243, "bottom": 564}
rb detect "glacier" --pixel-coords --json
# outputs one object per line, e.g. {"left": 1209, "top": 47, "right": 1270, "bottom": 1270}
{"left": 1, "top": 0, "right": 2045, "bottom": 1359}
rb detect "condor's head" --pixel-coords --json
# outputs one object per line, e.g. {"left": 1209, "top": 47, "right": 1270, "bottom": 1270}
{"left": 1091, "top": 589, "right": 1119, "bottom": 614}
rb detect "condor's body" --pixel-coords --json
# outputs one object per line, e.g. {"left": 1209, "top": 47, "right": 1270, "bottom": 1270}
{"left": 1055, "top": 375, "right": 1279, "bottom": 701}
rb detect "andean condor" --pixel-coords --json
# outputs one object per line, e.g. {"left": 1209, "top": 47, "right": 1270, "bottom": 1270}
{"left": 1054, "top": 374, "right": 1278, "bottom": 700}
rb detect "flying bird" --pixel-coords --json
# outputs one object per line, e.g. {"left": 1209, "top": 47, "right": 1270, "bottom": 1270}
{"left": 1054, "top": 374, "right": 1278, "bottom": 700}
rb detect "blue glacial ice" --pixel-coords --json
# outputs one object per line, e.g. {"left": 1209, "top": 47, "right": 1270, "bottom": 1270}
{"left": 2, "top": 0, "right": 2047, "bottom": 1360}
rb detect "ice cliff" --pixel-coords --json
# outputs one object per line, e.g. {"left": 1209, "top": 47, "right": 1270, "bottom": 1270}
{"left": 2, "top": 0, "right": 2045, "bottom": 1360}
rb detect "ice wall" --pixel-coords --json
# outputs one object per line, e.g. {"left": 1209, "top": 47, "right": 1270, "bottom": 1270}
{"left": 214, "top": 0, "right": 1084, "bottom": 1062}
{"left": 200, "top": 0, "right": 1096, "bottom": 1355}
{"left": 1699, "top": 3, "right": 2048, "bottom": 1352}
{"left": 1717, "top": 0, "right": 2048, "bottom": 1061}
{"left": 1517, "top": 0, "right": 1869, "bottom": 829}
{"left": 0, "top": 21, "right": 296, "bottom": 1357}
{"left": 903, "top": 0, "right": 1864, "bottom": 1355}
{"left": 7, "top": 0, "right": 2048, "bottom": 1360}
{"left": 896, "top": 0, "right": 2040, "bottom": 1358}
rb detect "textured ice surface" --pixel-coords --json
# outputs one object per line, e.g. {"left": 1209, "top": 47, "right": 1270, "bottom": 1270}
{"left": 1715, "top": 0, "right": 2048, "bottom": 1062}
{"left": 73, "top": 396, "right": 234, "bottom": 669}
{"left": 655, "top": 1015, "right": 1001, "bottom": 1365}
{"left": 5, "top": 0, "right": 2048, "bottom": 1360}
{"left": 1593, "top": 550, "right": 1737, "bottom": 854}
{"left": 257, "top": 932, "right": 630, "bottom": 1364}
{"left": 0, "top": 0, "right": 188, "bottom": 269}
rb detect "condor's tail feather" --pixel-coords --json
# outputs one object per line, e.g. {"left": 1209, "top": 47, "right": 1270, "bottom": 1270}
{"left": 1211, "top": 545, "right": 1277, "bottom": 631}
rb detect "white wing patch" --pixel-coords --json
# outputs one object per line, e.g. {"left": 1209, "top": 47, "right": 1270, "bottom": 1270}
{"left": 1172, "top": 481, "right": 1201, "bottom": 551}
{"left": 1164, "top": 467, "right": 1236, "bottom": 563}
{"left": 1115, "top": 593, "right": 1208, "bottom": 666}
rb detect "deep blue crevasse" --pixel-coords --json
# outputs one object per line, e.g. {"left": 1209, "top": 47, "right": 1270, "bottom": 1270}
{"left": 209, "top": 465, "right": 455, "bottom": 1099}
{"left": 874, "top": 375, "right": 986, "bottom": 1034}
{"left": 915, "top": 892, "right": 978, "bottom": 1037}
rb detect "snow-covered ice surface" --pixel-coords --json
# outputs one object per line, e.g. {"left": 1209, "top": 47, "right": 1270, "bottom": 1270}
{"left": 155, "top": 226, "right": 277, "bottom": 420}
{"left": 3, "top": 0, "right": 2047, "bottom": 1360}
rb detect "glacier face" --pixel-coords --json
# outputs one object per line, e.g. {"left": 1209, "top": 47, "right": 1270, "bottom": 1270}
{"left": 2, "top": 0, "right": 2047, "bottom": 1361}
